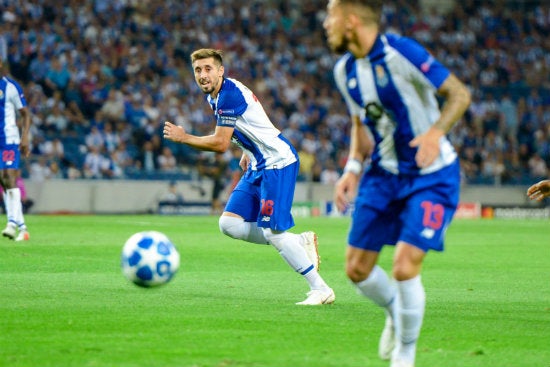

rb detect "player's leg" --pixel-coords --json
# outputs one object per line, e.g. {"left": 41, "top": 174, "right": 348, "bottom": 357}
{"left": 347, "top": 246, "right": 397, "bottom": 360}
{"left": 14, "top": 175, "right": 29, "bottom": 241}
{"left": 218, "top": 212, "right": 268, "bottom": 244}
{"left": 0, "top": 168, "right": 23, "bottom": 240}
{"left": 346, "top": 173, "right": 401, "bottom": 360}
{"left": 391, "top": 161, "right": 460, "bottom": 367}
{"left": 262, "top": 228, "right": 334, "bottom": 305}
{"left": 390, "top": 242, "right": 426, "bottom": 367}
{"left": 260, "top": 163, "right": 333, "bottom": 305}
{"left": 218, "top": 171, "right": 268, "bottom": 244}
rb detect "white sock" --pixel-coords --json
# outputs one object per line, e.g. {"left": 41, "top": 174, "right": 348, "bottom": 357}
{"left": 263, "top": 229, "right": 329, "bottom": 291}
{"left": 218, "top": 215, "right": 268, "bottom": 244}
{"left": 394, "top": 275, "right": 425, "bottom": 364}
{"left": 5, "top": 188, "right": 24, "bottom": 228}
{"left": 355, "top": 265, "right": 397, "bottom": 317}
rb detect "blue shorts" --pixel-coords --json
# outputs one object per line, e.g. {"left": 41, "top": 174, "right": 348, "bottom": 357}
{"left": 224, "top": 162, "right": 298, "bottom": 231}
{"left": 0, "top": 144, "right": 21, "bottom": 170}
{"left": 348, "top": 160, "right": 460, "bottom": 253}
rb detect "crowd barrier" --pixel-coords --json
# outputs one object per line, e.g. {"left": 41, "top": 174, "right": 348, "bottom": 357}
{"left": 23, "top": 179, "right": 548, "bottom": 219}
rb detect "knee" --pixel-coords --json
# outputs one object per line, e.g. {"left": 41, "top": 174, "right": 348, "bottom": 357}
{"left": 392, "top": 260, "right": 419, "bottom": 281}
{"left": 218, "top": 215, "right": 243, "bottom": 239}
{"left": 345, "top": 259, "right": 371, "bottom": 283}
{"left": 392, "top": 244, "right": 424, "bottom": 281}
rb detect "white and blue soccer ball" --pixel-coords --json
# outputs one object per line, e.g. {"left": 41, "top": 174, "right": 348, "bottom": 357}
{"left": 121, "top": 231, "right": 180, "bottom": 287}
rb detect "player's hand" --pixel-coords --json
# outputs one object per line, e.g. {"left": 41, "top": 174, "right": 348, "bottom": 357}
{"left": 409, "top": 127, "right": 444, "bottom": 168}
{"left": 239, "top": 154, "right": 250, "bottom": 172}
{"left": 19, "top": 143, "right": 30, "bottom": 157}
{"left": 527, "top": 179, "right": 550, "bottom": 201}
{"left": 334, "top": 172, "right": 359, "bottom": 213}
{"left": 163, "top": 121, "right": 186, "bottom": 143}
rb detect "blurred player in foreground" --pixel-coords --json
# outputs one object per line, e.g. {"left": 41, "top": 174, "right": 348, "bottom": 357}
{"left": 324, "top": 0, "right": 471, "bottom": 366}
{"left": 0, "top": 58, "right": 31, "bottom": 241}
{"left": 527, "top": 179, "right": 550, "bottom": 201}
{"left": 163, "top": 48, "right": 334, "bottom": 305}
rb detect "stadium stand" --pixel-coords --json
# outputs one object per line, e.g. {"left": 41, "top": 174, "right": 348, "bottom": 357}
{"left": 1, "top": 0, "right": 549, "bottom": 185}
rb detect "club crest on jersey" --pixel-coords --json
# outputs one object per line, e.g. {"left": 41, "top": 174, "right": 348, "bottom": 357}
{"left": 0, "top": 90, "right": 3, "bottom": 99}
{"left": 375, "top": 65, "right": 388, "bottom": 88}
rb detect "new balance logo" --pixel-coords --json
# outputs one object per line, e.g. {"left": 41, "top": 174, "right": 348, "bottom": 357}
{"left": 261, "top": 216, "right": 271, "bottom": 222}
{"left": 420, "top": 228, "right": 435, "bottom": 239}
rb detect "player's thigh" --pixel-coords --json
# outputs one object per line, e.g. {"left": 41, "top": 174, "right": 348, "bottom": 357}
{"left": 348, "top": 200, "right": 400, "bottom": 252}
{"left": 259, "top": 163, "right": 298, "bottom": 231}
{"left": 224, "top": 178, "right": 261, "bottom": 222}
{"left": 0, "top": 145, "right": 20, "bottom": 187}
{"left": 399, "top": 177, "right": 459, "bottom": 252}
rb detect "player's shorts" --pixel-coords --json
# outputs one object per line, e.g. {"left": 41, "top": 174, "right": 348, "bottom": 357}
{"left": 0, "top": 144, "right": 21, "bottom": 170}
{"left": 348, "top": 160, "right": 460, "bottom": 253}
{"left": 224, "top": 162, "right": 298, "bottom": 231}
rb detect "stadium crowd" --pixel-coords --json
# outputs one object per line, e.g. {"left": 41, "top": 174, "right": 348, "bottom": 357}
{"left": 1, "top": 0, "right": 549, "bottom": 186}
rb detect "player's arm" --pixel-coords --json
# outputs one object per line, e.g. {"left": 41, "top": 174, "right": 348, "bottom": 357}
{"left": 17, "top": 106, "right": 32, "bottom": 157}
{"left": 163, "top": 121, "right": 234, "bottom": 153}
{"left": 409, "top": 73, "right": 471, "bottom": 168}
{"left": 434, "top": 73, "right": 472, "bottom": 133}
{"left": 348, "top": 115, "right": 373, "bottom": 164}
{"left": 334, "top": 115, "right": 372, "bottom": 212}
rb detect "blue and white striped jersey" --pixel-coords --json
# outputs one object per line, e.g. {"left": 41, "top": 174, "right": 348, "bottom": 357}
{"left": 207, "top": 77, "right": 298, "bottom": 171}
{"left": 334, "top": 33, "right": 457, "bottom": 175}
{"left": 0, "top": 76, "right": 27, "bottom": 145}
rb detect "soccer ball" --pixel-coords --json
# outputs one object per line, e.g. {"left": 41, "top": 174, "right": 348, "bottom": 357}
{"left": 121, "top": 231, "right": 180, "bottom": 287}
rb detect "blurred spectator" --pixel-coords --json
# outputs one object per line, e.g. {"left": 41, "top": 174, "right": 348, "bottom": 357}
{"left": 40, "top": 137, "right": 65, "bottom": 163}
{"left": 157, "top": 146, "right": 177, "bottom": 172}
{"left": 158, "top": 180, "right": 185, "bottom": 204}
{"left": 83, "top": 145, "right": 108, "bottom": 179}
{"left": 528, "top": 152, "right": 548, "bottom": 179}
{"left": 85, "top": 125, "right": 105, "bottom": 150}
{"left": 29, "top": 157, "right": 52, "bottom": 182}
{"left": 43, "top": 58, "right": 71, "bottom": 97}
{"left": 66, "top": 162, "right": 82, "bottom": 180}
{"left": 197, "top": 152, "right": 229, "bottom": 215}
{"left": 499, "top": 93, "right": 519, "bottom": 138}
{"left": 100, "top": 89, "right": 125, "bottom": 123}
{"left": 137, "top": 140, "right": 157, "bottom": 173}
{"left": 44, "top": 104, "right": 68, "bottom": 133}
{"left": 320, "top": 160, "right": 340, "bottom": 185}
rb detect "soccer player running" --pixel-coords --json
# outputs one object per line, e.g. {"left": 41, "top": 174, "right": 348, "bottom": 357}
{"left": 0, "top": 58, "right": 31, "bottom": 241}
{"left": 527, "top": 179, "right": 550, "bottom": 201}
{"left": 323, "top": 1, "right": 471, "bottom": 366}
{"left": 163, "top": 48, "right": 335, "bottom": 305}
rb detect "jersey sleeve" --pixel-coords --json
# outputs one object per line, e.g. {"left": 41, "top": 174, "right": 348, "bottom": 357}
{"left": 8, "top": 80, "right": 27, "bottom": 110}
{"left": 215, "top": 86, "right": 248, "bottom": 128}
{"left": 389, "top": 35, "right": 450, "bottom": 89}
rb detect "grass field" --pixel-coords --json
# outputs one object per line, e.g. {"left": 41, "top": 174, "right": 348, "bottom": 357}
{"left": 0, "top": 215, "right": 549, "bottom": 367}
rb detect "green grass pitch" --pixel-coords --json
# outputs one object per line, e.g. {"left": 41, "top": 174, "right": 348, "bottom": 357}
{"left": 1, "top": 215, "right": 549, "bottom": 367}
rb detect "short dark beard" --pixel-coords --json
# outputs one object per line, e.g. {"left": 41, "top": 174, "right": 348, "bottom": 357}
{"left": 330, "top": 37, "right": 349, "bottom": 55}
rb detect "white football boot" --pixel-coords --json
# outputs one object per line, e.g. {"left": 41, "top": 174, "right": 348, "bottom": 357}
{"left": 379, "top": 316, "right": 396, "bottom": 360}
{"left": 300, "top": 231, "right": 320, "bottom": 271}
{"left": 2, "top": 223, "right": 17, "bottom": 240}
{"left": 296, "top": 288, "right": 335, "bottom": 305}
{"left": 15, "top": 230, "right": 30, "bottom": 241}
